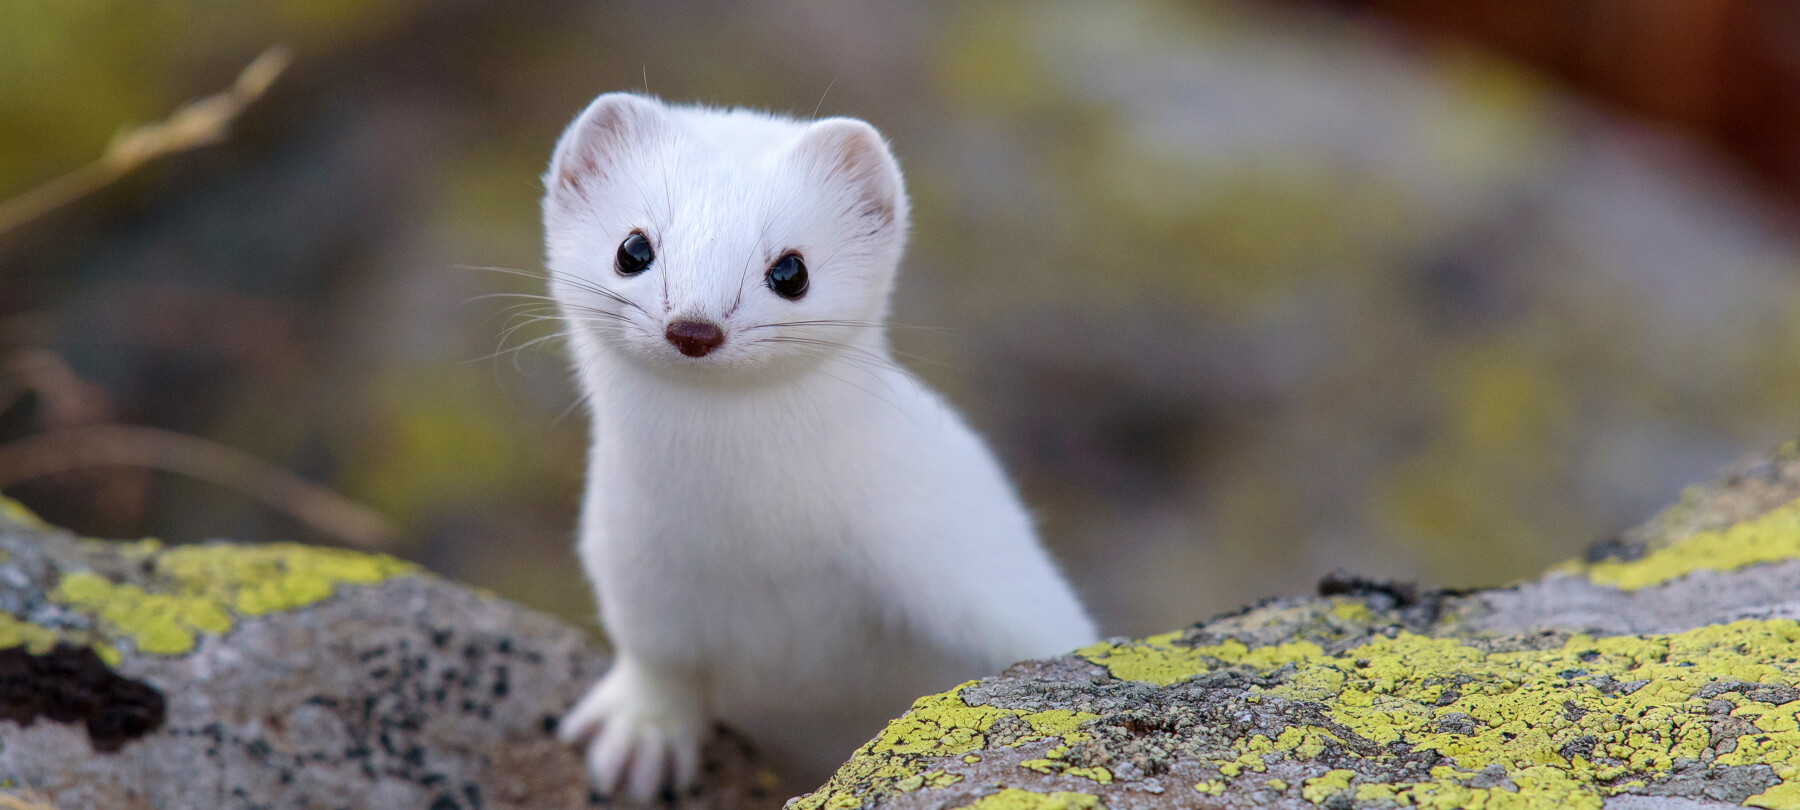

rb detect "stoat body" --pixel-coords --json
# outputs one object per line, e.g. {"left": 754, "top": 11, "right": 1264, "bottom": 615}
{"left": 540, "top": 92, "right": 1096, "bottom": 798}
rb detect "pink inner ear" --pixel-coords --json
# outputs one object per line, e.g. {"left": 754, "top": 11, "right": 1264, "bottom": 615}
{"left": 559, "top": 149, "right": 601, "bottom": 195}
{"left": 805, "top": 120, "right": 902, "bottom": 227}
{"left": 555, "top": 94, "right": 661, "bottom": 199}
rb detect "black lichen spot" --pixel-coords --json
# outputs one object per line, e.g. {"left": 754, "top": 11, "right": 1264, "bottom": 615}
{"left": 0, "top": 644, "right": 165, "bottom": 752}
{"left": 1316, "top": 572, "right": 1418, "bottom": 609}
{"left": 1699, "top": 681, "right": 1800, "bottom": 705}
{"left": 1583, "top": 534, "right": 1646, "bottom": 564}
{"left": 1435, "top": 713, "right": 1475, "bottom": 735}
{"left": 1558, "top": 734, "right": 1598, "bottom": 761}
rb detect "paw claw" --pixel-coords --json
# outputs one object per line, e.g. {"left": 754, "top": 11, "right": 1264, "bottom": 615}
{"left": 626, "top": 730, "right": 669, "bottom": 802}
{"left": 558, "top": 684, "right": 610, "bottom": 745}
{"left": 673, "top": 744, "right": 700, "bottom": 791}
{"left": 562, "top": 658, "right": 706, "bottom": 801}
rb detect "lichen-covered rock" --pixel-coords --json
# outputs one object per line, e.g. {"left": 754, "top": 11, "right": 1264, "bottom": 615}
{"left": 793, "top": 442, "right": 1800, "bottom": 810}
{"left": 8, "top": 438, "right": 1799, "bottom": 810}
{"left": 0, "top": 499, "right": 780, "bottom": 810}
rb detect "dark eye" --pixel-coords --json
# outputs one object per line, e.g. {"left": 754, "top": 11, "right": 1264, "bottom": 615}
{"left": 767, "top": 252, "right": 808, "bottom": 300}
{"left": 615, "top": 232, "right": 654, "bottom": 275}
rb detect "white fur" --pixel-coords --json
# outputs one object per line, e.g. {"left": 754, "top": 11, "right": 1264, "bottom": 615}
{"left": 541, "top": 93, "right": 1097, "bottom": 798}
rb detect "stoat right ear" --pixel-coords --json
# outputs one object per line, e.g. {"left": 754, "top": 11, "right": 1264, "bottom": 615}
{"left": 546, "top": 92, "right": 665, "bottom": 200}
{"left": 794, "top": 118, "right": 907, "bottom": 230}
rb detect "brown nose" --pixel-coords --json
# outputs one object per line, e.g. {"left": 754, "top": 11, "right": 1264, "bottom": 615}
{"left": 665, "top": 320, "right": 725, "bottom": 357}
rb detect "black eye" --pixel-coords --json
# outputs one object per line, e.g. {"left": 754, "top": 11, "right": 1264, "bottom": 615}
{"left": 767, "top": 252, "right": 808, "bottom": 300}
{"left": 615, "top": 232, "right": 654, "bottom": 275}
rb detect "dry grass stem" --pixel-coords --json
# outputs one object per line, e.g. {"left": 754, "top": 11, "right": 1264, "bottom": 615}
{"left": 0, "top": 45, "right": 292, "bottom": 237}
{"left": 0, "top": 424, "right": 395, "bottom": 549}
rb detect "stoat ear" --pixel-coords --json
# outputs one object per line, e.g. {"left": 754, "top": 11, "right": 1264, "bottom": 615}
{"left": 547, "top": 92, "right": 665, "bottom": 200}
{"left": 795, "top": 118, "right": 907, "bottom": 229}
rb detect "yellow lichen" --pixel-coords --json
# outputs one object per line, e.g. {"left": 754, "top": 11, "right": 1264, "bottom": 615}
{"left": 871, "top": 688, "right": 997, "bottom": 755}
{"left": 154, "top": 542, "right": 412, "bottom": 616}
{"left": 792, "top": 683, "right": 1100, "bottom": 810}
{"left": 804, "top": 480, "right": 1800, "bottom": 810}
{"left": 0, "top": 496, "right": 53, "bottom": 532}
{"left": 1301, "top": 769, "right": 1355, "bottom": 804}
{"left": 48, "top": 542, "right": 414, "bottom": 655}
{"left": 1221, "top": 733, "right": 1275, "bottom": 777}
{"left": 951, "top": 789, "right": 1098, "bottom": 810}
{"left": 1585, "top": 496, "right": 1800, "bottom": 590}
{"left": 0, "top": 614, "right": 61, "bottom": 655}
{"left": 1193, "top": 619, "right": 1800, "bottom": 809}
{"left": 1330, "top": 599, "right": 1374, "bottom": 622}
{"left": 1077, "top": 632, "right": 1323, "bottom": 687}
{"left": 53, "top": 571, "right": 232, "bottom": 655}
{"left": 1750, "top": 781, "right": 1800, "bottom": 810}
{"left": 1019, "top": 756, "right": 1111, "bottom": 785}
{"left": 870, "top": 685, "right": 1096, "bottom": 757}
{"left": 892, "top": 771, "right": 961, "bottom": 792}
{"left": 1273, "top": 725, "right": 1336, "bottom": 758}
{"left": 1075, "top": 632, "right": 1201, "bottom": 686}
{"left": 0, "top": 507, "right": 414, "bottom": 663}
{"left": 1062, "top": 767, "right": 1112, "bottom": 784}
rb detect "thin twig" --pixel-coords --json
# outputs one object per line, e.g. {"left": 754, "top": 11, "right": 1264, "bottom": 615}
{"left": 0, "top": 45, "right": 291, "bottom": 236}
{"left": 0, "top": 424, "right": 394, "bottom": 549}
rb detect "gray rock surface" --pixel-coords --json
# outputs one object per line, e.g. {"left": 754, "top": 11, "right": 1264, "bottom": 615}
{"left": 0, "top": 500, "right": 780, "bottom": 810}
{"left": 790, "top": 442, "right": 1800, "bottom": 810}
{"left": 6, "top": 442, "right": 1800, "bottom": 810}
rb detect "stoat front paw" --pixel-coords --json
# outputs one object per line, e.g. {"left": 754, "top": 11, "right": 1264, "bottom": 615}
{"left": 559, "top": 657, "right": 706, "bottom": 801}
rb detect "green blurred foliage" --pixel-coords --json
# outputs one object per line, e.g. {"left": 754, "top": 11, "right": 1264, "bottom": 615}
{"left": 7, "top": 0, "right": 1800, "bottom": 638}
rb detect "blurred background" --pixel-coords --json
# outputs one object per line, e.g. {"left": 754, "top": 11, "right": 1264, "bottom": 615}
{"left": 3, "top": 0, "right": 1799, "bottom": 639}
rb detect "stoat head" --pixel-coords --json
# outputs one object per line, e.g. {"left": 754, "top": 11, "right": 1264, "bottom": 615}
{"left": 541, "top": 92, "right": 910, "bottom": 383}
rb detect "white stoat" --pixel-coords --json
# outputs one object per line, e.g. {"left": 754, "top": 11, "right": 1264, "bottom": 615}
{"left": 540, "top": 92, "right": 1096, "bottom": 799}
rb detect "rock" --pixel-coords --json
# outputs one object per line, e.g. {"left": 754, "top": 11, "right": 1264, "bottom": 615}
{"left": 792, "top": 441, "right": 1800, "bottom": 810}
{"left": 7, "top": 439, "right": 1800, "bottom": 810}
{"left": 0, "top": 499, "right": 780, "bottom": 810}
